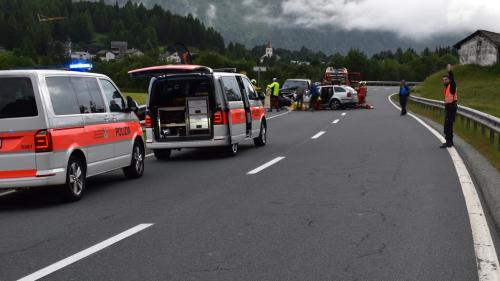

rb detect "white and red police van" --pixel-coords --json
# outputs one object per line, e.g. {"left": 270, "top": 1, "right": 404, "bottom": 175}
{"left": 128, "top": 65, "right": 267, "bottom": 158}
{"left": 0, "top": 70, "right": 145, "bottom": 201}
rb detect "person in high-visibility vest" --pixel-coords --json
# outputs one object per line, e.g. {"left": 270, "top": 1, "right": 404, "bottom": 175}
{"left": 267, "top": 78, "right": 280, "bottom": 112}
{"left": 441, "top": 64, "right": 458, "bottom": 148}
{"left": 251, "top": 79, "right": 261, "bottom": 92}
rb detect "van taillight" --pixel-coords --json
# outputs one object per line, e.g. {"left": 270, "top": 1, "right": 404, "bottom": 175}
{"left": 34, "top": 130, "right": 52, "bottom": 153}
{"left": 213, "top": 110, "right": 227, "bottom": 125}
{"left": 145, "top": 114, "right": 152, "bottom": 128}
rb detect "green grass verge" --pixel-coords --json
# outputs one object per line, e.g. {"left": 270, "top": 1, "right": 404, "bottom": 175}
{"left": 412, "top": 64, "right": 500, "bottom": 118}
{"left": 392, "top": 95, "right": 500, "bottom": 172}
{"left": 124, "top": 92, "right": 147, "bottom": 105}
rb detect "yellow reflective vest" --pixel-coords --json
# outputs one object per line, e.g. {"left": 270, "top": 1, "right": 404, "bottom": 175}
{"left": 267, "top": 82, "right": 280, "bottom": 96}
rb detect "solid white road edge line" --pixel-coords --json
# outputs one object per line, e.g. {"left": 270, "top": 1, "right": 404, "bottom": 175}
{"left": 311, "top": 131, "right": 326, "bottom": 139}
{"left": 388, "top": 94, "right": 500, "bottom": 281}
{"left": 247, "top": 157, "right": 286, "bottom": 175}
{"left": 17, "top": 223, "right": 154, "bottom": 281}
{"left": 332, "top": 119, "right": 340, "bottom": 124}
{"left": 0, "top": 190, "right": 16, "bottom": 198}
{"left": 145, "top": 153, "right": 154, "bottom": 158}
{"left": 267, "top": 111, "right": 290, "bottom": 120}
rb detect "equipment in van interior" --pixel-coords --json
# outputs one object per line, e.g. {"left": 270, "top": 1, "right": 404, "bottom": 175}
{"left": 151, "top": 77, "right": 213, "bottom": 140}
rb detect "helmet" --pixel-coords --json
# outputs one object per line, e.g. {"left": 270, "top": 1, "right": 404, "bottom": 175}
{"left": 251, "top": 79, "right": 257, "bottom": 85}
{"left": 273, "top": 78, "right": 277, "bottom": 82}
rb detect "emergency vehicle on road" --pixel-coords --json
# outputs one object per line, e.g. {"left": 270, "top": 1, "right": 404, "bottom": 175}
{"left": 0, "top": 70, "right": 145, "bottom": 201}
{"left": 128, "top": 65, "right": 267, "bottom": 158}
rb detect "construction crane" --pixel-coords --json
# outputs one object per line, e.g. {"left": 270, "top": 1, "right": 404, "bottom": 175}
{"left": 37, "top": 14, "right": 66, "bottom": 23}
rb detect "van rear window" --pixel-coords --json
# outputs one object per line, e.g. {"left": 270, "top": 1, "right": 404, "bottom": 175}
{"left": 0, "top": 77, "right": 38, "bottom": 119}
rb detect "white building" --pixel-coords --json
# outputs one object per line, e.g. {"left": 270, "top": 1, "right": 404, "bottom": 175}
{"left": 97, "top": 50, "right": 116, "bottom": 62}
{"left": 291, "top": 60, "right": 311, "bottom": 66}
{"left": 70, "top": 51, "right": 93, "bottom": 61}
{"left": 125, "top": 48, "right": 144, "bottom": 57}
{"left": 454, "top": 30, "right": 500, "bottom": 66}
{"left": 162, "top": 52, "right": 181, "bottom": 64}
{"left": 260, "top": 40, "right": 274, "bottom": 63}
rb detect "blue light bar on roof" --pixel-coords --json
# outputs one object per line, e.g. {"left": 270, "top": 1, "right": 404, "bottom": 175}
{"left": 69, "top": 63, "right": 93, "bottom": 71}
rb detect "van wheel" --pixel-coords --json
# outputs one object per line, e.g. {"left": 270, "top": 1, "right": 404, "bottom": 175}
{"left": 254, "top": 122, "right": 267, "bottom": 147}
{"left": 62, "top": 156, "right": 86, "bottom": 202}
{"left": 330, "top": 100, "right": 341, "bottom": 110}
{"left": 123, "top": 141, "right": 145, "bottom": 179}
{"left": 226, "top": 143, "right": 238, "bottom": 156}
{"left": 153, "top": 149, "right": 171, "bottom": 160}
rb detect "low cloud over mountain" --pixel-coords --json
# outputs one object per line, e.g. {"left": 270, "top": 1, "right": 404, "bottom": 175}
{"left": 91, "top": 0, "right": 500, "bottom": 54}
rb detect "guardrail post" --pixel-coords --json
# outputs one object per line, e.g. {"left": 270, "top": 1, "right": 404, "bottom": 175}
{"left": 467, "top": 118, "right": 471, "bottom": 129}
{"left": 482, "top": 124, "right": 486, "bottom": 136}
{"left": 490, "top": 129, "right": 495, "bottom": 145}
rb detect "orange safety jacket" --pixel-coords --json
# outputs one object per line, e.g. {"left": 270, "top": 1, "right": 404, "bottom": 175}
{"left": 444, "top": 84, "right": 458, "bottom": 104}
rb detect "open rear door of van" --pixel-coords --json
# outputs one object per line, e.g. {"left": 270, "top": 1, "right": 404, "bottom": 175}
{"left": 128, "top": 65, "right": 213, "bottom": 77}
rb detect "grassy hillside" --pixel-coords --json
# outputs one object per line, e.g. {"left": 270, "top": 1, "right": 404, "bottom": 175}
{"left": 412, "top": 64, "right": 500, "bottom": 117}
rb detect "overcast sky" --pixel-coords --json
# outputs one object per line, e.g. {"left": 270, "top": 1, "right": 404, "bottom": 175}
{"left": 241, "top": 0, "right": 500, "bottom": 40}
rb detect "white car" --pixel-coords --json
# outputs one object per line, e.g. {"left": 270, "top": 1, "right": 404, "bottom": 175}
{"left": 305, "top": 85, "right": 359, "bottom": 110}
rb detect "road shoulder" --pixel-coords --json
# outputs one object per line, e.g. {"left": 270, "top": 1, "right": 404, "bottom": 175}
{"left": 411, "top": 113, "right": 500, "bottom": 234}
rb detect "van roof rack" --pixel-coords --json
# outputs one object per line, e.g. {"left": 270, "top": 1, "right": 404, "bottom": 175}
{"left": 213, "top": 68, "right": 237, "bottom": 73}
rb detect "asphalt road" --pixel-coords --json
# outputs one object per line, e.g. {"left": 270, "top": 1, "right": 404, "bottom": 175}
{"left": 0, "top": 87, "right": 486, "bottom": 281}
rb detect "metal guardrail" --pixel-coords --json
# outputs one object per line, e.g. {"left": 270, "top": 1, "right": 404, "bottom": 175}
{"left": 408, "top": 95, "right": 500, "bottom": 148}
{"left": 366, "top": 81, "right": 422, "bottom": 86}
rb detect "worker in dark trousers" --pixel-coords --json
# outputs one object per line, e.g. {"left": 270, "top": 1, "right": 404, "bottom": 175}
{"left": 441, "top": 64, "right": 458, "bottom": 148}
{"left": 267, "top": 78, "right": 280, "bottom": 112}
{"left": 295, "top": 85, "right": 305, "bottom": 110}
{"left": 399, "top": 80, "right": 410, "bottom": 115}
{"left": 309, "top": 82, "right": 319, "bottom": 111}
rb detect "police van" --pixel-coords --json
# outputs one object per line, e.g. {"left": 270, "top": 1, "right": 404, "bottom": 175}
{"left": 0, "top": 70, "right": 145, "bottom": 201}
{"left": 128, "top": 65, "right": 267, "bottom": 158}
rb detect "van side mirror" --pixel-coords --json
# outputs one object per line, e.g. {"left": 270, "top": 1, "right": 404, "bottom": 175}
{"left": 126, "top": 96, "right": 139, "bottom": 113}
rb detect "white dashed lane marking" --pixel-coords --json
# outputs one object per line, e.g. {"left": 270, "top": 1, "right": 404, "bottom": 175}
{"left": 311, "top": 131, "right": 326, "bottom": 139}
{"left": 0, "top": 190, "right": 16, "bottom": 198}
{"left": 17, "top": 224, "right": 155, "bottom": 281}
{"left": 247, "top": 157, "right": 286, "bottom": 175}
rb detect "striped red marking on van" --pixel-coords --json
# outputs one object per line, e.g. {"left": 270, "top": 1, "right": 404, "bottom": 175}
{"left": 0, "top": 169, "right": 36, "bottom": 179}
{"left": 230, "top": 109, "right": 246, "bottom": 124}
{"left": 1, "top": 121, "right": 142, "bottom": 154}
{"left": 51, "top": 121, "right": 142, "bottom": 151}
{"left": 251, "top": 106, "right": 265, "bottom": 121}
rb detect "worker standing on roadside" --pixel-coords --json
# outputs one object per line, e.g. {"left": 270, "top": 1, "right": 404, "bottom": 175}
{"left": 399, "top": 80, "right": 410, "bottom": 115}
{"left": 295, "top": 85, "right": 305, "bottom": 110}
{"left": 267, "top": 78, "right": 280, "bottom": 112}
{"left": 251, "top": 79, "right": 261, "bottom": 92}
{"left": 309, "top": 82, "right": 319, "bottom": 112}
{"left": 441, "top": 64, "right": 458, "bottom": 148}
